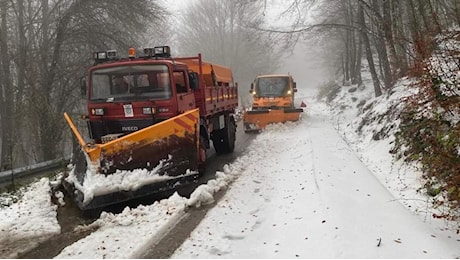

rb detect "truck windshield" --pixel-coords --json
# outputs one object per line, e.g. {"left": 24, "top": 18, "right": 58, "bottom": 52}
{"left": 255, "top": 77, "right": 289, "bottom": 97}
{"left": 90, "top": 65, "right": 172, "bottom": 101}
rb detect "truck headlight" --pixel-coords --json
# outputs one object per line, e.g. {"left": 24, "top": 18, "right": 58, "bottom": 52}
{"left": 143, "top": 107, "right": 156, "bottom": 115}
{"left": 153, "top": 46, "right": 171, "bottom": 58}
{"left": 91, "top": 108, "right": 105, "bottom": 116}
{"left": 93, "top": 50, "right": 118, "bottom": 64}
{"left": 106, "top": 50, "right": 118, "bottom": 59}
{"left": 93, "top": 52, "right": 106, "bottom": 60}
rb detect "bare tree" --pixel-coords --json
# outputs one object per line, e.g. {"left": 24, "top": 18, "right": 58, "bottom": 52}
{"left": 176, "top": 0, "right": 283, "bottom": 106}
{"left": 256, "top": 0, "right": 460, "bottom": 90}
{"left": 357, "top": 1, "right": 382, "bottom": 96}
{"left": 259, "top": 0, "right": 460, "bottom": 96}
{"left": 0, "top": 1, "right": 14, "bottom": 170}
{"left": 0, "top": 0, "right": 167, "bottom": 168}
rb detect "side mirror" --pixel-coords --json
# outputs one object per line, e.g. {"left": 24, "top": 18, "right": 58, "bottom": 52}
{"left": 80, "top": 77, "right": 86, "bottom": 97}
{"left": 249, "top": 82, "right": 254, "bottom": 93}
{"left": 189, "top": 72, "right": 199, "bottom": 90}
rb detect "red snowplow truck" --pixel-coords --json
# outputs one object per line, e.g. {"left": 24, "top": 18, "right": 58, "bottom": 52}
{"left": 63, "top": 46, "right": 238, "bottom": 210}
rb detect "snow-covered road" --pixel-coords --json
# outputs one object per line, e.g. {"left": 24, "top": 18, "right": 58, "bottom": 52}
{"left": 171, "top": 103, "right": 460, "bottom": 258}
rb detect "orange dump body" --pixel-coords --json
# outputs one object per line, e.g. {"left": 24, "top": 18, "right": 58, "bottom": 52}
{"left": 174, "top": 57, "right": 238, "bottom": 117}
{"left": 180, "top": 59, "right": 233, "bottom": 85}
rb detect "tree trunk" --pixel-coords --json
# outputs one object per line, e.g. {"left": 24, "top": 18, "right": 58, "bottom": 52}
{"left": 14, "top": 0, "right": 27, "bottom": 165}
{"left": 382, "top": 0, "right": 400, "bottom": 76}
{"left": 370, "top": 0, "right": 393, "bottom": 90}
{"left": 353, "top": 34, "right": 363, "bottom": 86}
{"left": 392, "top": 0, "right": 409, "bottom": 73}
{"left": 0, "top": 5, "right": 14, "bottom": 170}
{"left": 358, "top": 3, "right": 382, "bottom": 97}
{"left": 426, "top": 0, "right": 442, "bottom": 34}
{"left": 407, "top": 0, "right": 424, "bottom": 61}
{"left": 344, "top": 34, "right": 350, "bottom": 85}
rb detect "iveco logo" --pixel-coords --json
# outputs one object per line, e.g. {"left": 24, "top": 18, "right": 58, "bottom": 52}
{"left": 122, "top": 126, "right": 138, "bottom": 131}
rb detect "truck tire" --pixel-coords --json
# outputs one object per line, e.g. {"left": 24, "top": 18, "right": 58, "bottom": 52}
{"left": 212, "top": 115, "right": 236, "bottom": 155}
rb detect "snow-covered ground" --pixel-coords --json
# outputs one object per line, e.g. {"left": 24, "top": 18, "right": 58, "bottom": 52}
{"left": 1, "top": 77, "right": 460, "bottom": 258}
{"left": 0, "top": 179, "right": 60, "bottom": 258}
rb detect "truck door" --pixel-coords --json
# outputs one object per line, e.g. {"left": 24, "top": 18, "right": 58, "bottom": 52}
{"left": 174, "top": 70, "right": 195, "bottom": 113}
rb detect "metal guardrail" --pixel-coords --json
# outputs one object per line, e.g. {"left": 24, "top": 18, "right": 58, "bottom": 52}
{"left": 0, "top": 158, "right": 70, "bottom": 185}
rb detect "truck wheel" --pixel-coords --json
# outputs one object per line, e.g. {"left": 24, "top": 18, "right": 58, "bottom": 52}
{"left": 212, "top": 115, "right": 236, "bottom": 155}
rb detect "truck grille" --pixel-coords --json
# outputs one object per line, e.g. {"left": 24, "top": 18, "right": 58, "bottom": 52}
{"left": 89, "top": 118, "right": 157, "bottom": 143}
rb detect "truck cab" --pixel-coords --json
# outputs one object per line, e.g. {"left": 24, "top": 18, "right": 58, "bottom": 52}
{"left": 86, "top": 46, "right": 197, "bottom": 144}
{"left": 249, "top": 74, "right": 297, "bottom": 110}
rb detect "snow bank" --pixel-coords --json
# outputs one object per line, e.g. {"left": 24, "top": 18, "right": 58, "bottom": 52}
{"left": 0, "top": 178, "right": 60, "bottom": 258}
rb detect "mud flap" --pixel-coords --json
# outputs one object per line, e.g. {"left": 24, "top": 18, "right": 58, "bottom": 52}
{"left": 63, "top": 109, "right": 201, "bottom": 210}
{"left": 243, "top": 108, "right": 303, "bottom": 132}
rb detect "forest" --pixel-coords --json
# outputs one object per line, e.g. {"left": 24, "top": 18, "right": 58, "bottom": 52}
{"left": 0, "top": 1, "right": 459, "bottom": 209}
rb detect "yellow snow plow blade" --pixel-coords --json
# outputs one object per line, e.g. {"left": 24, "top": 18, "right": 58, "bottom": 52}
{"left": 243, "top": 108, "right": 303, "bottom": 132}
{"left": 64, "top": 109, "right": 200, "bottom": 174}
{"left": 63, "top": 109, "right": 200, "bottom": 209}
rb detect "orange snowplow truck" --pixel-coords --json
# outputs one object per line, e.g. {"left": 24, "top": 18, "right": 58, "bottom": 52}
{"left": 243, "top": 74, "right": 303, "bottom": 132}
{"left": 63, "top": 46, "right": 238, "bottom": 210}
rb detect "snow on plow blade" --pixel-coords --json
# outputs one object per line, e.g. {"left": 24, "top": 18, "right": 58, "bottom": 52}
{"left": 63, "top": 109, "right": 200, "bottom": 210}
{"left": 243, "top": 108, "right": 303, "bottom": 132}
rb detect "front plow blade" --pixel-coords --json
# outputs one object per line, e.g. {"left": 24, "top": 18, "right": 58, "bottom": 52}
{"left": 243, "top": 108, "right": 303, "bottom": 132}
{"left": 63, "top": 109, "right": 200, "bottom": 210}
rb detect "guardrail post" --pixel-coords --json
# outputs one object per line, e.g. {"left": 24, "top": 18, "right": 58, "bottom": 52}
{"left": 10, "top": 167, "right": 15, "bottom": 191}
